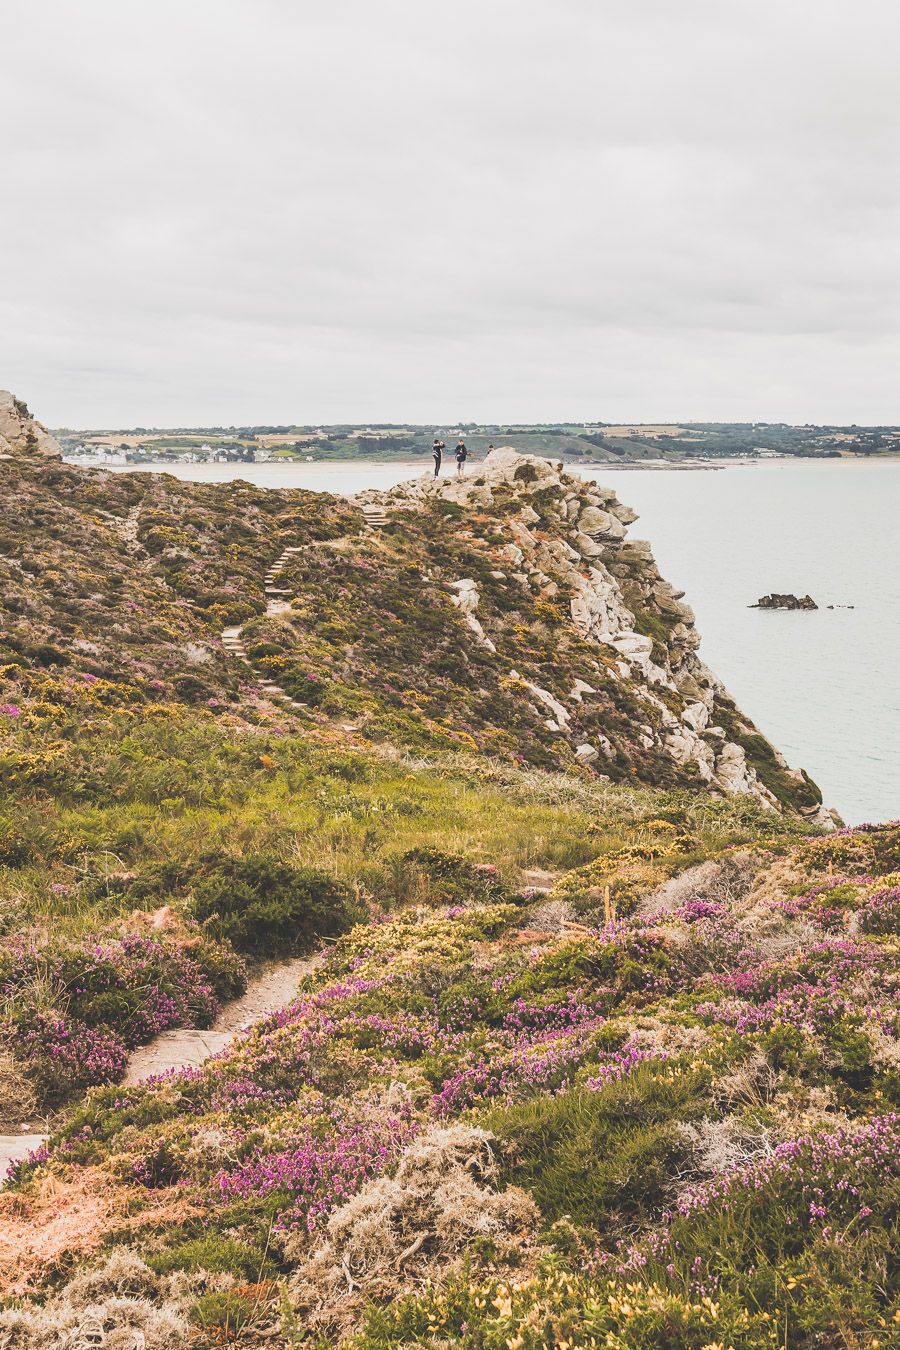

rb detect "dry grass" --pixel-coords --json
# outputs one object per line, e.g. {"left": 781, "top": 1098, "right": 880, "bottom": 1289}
{"left": 0, "top": 1050, "right": 38, "bottom": 1124}
{"left": 286, "top": 1124, "right": 538, "bottom": 1337}
{"left": 0, "top": 1248, "right": 195, "bottom": 1348}
{"left": 0, "top": 1169, "right": 204, "bottom": 1298}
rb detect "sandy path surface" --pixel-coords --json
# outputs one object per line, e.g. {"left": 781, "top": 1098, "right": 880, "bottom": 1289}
{"left": 1, "top": 952, "right": 320, "bottom": 1180}
{"left": 122, "top": 952, "right": 319, "bottom": 1084}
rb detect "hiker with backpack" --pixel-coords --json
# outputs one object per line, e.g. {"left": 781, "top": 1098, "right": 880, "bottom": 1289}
{"left": 455, "top": 438, "right": 468, "bottom": 476}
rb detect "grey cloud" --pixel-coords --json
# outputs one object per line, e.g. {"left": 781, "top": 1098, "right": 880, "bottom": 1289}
{"left": 1, "top": 0, "right": 900, "bottom": 425}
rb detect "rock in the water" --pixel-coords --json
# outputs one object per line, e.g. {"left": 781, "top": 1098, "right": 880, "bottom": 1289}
{"left": 0, "top": 390, "right": 62, "bottom": 459}
{"left": 751, "top": 593, "right": 818, "bottom": 611}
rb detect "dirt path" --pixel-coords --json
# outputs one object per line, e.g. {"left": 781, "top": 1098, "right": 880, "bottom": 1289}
{"left": 1, "top": 952, "right": 321, "bottom": 1180}
{"left": 122, "top": 952, "right": 319, "bottom": 1084}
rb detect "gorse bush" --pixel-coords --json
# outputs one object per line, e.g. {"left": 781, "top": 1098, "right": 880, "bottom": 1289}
{"left": 395, "top": 845, "right": 510, "bottom": 906}
{"left": 189, "top": 854, "right": 360, "bottom": 955}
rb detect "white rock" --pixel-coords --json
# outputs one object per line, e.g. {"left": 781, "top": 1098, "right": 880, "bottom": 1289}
{"left": 682, "top": 701, "right": 709, "bottom": 732}
{"left": 449, "top": 578, "right": 480, "bottom": 616}
{"left": 574, "top": 531, "right": 605, "bottom": 559}
{"left": 0, "top": 390, "right": 62, "bottom": 458}
{"left": 570, "top": 679, "right": 597, "bottom": 701}
{"left": 524, "top": 681, "right": 571, "bottom": 727}
{"left": 578, "top": 506, "right": 625, "bottom": 540}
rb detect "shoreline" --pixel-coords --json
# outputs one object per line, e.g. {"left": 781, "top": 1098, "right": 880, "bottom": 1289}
{"left": 62, "top": 452, "right": 900, "bottom": 476}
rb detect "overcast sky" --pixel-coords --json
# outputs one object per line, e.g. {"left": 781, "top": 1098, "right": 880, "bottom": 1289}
{"left": 2, "top": 0, "right": 899, "bottom": 427}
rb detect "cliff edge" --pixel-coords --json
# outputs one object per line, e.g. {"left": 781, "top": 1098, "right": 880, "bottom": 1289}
{"left": 348, "top": 447, "right": 833, "bottom": 826}
{"left": 0, "top": 390, "right": 62, "bottom": 459}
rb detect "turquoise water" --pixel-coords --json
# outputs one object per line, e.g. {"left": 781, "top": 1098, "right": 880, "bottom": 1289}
{"left": 92, "top": 457, "right": 900, "bottom": 824}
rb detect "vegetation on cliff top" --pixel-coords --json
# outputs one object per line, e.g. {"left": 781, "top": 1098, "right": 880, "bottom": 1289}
{"left": 1, "top": 453, "right": 893, "bottom": 1348}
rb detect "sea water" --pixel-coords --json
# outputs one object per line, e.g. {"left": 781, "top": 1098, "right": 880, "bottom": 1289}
{"left": 90, "top": 457, "right": 900, "bottom": 824}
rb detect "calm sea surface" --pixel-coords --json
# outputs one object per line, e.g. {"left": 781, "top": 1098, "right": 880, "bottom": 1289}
{"left": 91, "top": 457, "right": 900, "bottom": 825}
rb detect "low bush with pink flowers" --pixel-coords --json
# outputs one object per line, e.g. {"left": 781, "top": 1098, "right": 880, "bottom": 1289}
{"left": 0, "top": 929, "right": 245, "bottom": 1104}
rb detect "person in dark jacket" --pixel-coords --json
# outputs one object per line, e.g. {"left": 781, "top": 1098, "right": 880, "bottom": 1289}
{"left": 432, "top": 437, "right": 445, "bottom": 477}
{"left": 455, "top": 438, "right": 468, "bottom": 476}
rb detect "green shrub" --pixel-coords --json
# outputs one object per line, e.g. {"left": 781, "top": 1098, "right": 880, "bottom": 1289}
{"left": 395, "top": 846, "right": 508, "bottom": 906}
{"left": 189, "top": 855, "right": 359, "bottom": 955}
{"left": 486, "top": 1067, "right": 706, "bottom": 1227}
{"left": 148, "top": 1234, "right": 275, "bottom": 1281}
{"left": 192, "top": 1287, "right": 266, "bottom": 1335}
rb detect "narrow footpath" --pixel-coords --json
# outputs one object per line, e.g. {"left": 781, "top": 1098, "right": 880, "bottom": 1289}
{"left": 3, "top": 525, "right": 390, "bottom": 1180}
{"left": 221, "top": 509, "right": 388, "bottom": 710}
{"left": 1, "top": 952, "right": 321, "bottom": 1179}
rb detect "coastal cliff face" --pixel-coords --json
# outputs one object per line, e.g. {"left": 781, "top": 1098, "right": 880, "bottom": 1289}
{"left": 284, "top": 446, "right": 825, "bottom": 822}
{"left": 0, "top": 390, "right": 62, "bottom": 459}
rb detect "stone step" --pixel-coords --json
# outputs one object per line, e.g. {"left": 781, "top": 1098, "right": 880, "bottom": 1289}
{"left": 265, "top": 587, "right": 292, "bottom": 595}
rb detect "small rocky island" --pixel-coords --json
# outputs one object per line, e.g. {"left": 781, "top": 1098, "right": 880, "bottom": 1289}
{"left": 751, "top": 592, "right": 818, "bottom": 610}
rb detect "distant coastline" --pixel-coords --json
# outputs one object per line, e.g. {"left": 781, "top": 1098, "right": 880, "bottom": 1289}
{"left": 63, "top": 451, "right": 900, "bottom": 476}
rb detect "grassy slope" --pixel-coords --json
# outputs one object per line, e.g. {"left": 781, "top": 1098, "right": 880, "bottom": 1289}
{"left": 0, "top": 459, "right": 355, "bottom": 712}
{"left": 0, "top": 460, "right": 895, "bottom": 1347}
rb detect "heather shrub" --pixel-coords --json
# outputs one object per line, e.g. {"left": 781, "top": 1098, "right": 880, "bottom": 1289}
{"left": 630, "top": 1114, "right": 900, "bottom": 1348}
{"left": 189, "top": 855, "right": 359, "bottom": 955}
{"left": 0, "top": 930, "right": 246, "bottom": 1104}
{"left": 485, "top": 1066, "right": 707, "bottom": 1227}
{"left": 11, "top": 1011, "right": 128, "bottom": 1101}
{"left": 858, "top": 883, "right": 900, "bottom": 935}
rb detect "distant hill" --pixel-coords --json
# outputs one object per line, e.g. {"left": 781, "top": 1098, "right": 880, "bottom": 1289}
{"left": 58, "top": 419, "right": 900, "bottom": 465}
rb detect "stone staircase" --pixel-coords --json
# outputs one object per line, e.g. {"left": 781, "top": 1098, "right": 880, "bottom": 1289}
{"left": 264, "top": 544, "right": 303, "bottom": 595}
{"left": 361, "top": 504, "right": 389, "bottom": 528}
{"left": 222, "top": 545, "right": 308, "bottom": 711}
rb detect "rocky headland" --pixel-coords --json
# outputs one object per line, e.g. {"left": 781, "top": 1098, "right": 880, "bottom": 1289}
{"left": 349, "top": 448, "right": 832, "bottom": 825}
{"left": 1, "top": 422, "right": 895, "bottom": 1350}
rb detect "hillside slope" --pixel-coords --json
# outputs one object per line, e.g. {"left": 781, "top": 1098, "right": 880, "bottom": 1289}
{"left": 3, "top": 442, "right": 893, "bottom": 1350}
{"left": 0, "top": 458, "right": 355, "bottom": 716}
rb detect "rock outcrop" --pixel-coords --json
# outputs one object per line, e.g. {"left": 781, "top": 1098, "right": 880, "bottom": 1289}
{"left": 356, "top": 447, "right": 834, "bottom": 827}
{"left": 751, "top": 593, "right": 818, "bottom": 611}
{"left": 0, "top": 390, "right": 62, "bottom": 459}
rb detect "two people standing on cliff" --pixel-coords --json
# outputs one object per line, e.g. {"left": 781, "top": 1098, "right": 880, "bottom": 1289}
{"left": 432, "top": 436, "right": 471, "bottom": 478}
